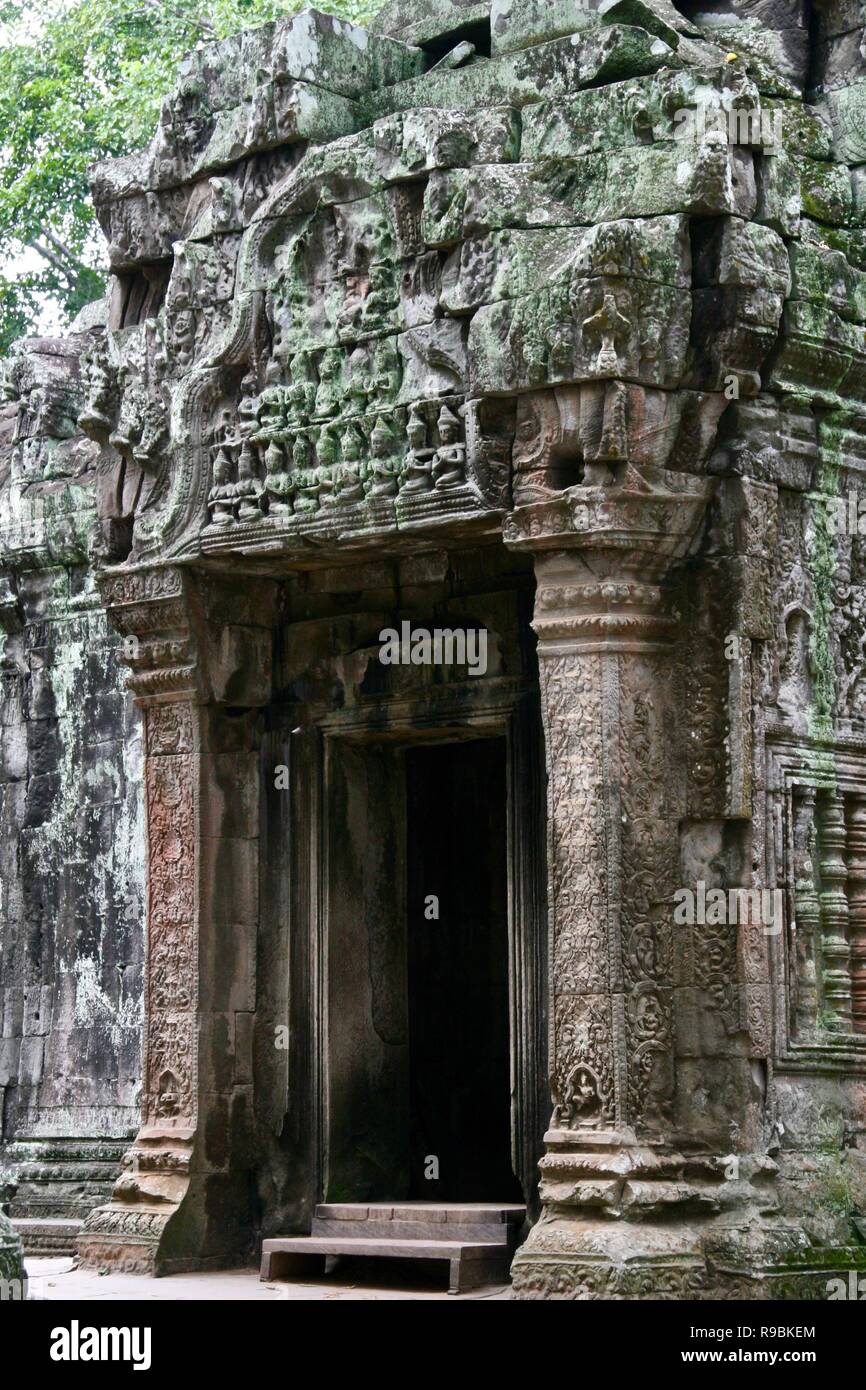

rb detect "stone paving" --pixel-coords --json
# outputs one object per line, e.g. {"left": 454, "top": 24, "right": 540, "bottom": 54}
{"left": 24, "top": 1256, "right": 511, "bottom": 1301}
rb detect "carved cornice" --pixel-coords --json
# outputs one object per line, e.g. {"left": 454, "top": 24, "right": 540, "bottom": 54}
{"left": 97, "top": 562, "right": 278, "bottom": 706}
{"left": 503, "top": 469, "right": 713, "bottom": 559}
{"left": 97, "top": 565, "right": 200, "bottom": 704}
{"left": 507, "top": 470, "right": 714, "bottom": 651}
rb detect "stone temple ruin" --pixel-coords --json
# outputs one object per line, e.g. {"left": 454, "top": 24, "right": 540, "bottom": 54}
{"left": 3, "top": 0, "right": 866, "bottom": 1298}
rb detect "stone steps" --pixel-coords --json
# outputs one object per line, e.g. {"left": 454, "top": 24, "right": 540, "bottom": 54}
{"left": 1, "top": 1137, "right": 129, "bottom": 1256}
{"left": 261, "top": 1202, "right": 525, "bottom": 1295}
{"left": 11, "top": 1216, "right": 83, "bottom": 1255}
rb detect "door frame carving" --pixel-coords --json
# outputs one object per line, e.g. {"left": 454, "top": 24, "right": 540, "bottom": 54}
{"left": 296, "top": 677, "right": 548, "bottom": 1207}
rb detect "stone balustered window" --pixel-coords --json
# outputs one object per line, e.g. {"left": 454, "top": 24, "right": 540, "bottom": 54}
{"left": 785, "top": 775, "right": 866, "bottom": 1043}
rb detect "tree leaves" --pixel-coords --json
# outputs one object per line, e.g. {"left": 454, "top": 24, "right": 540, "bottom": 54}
{"left": 0, "top": 0, "right": 383, "bottom": 348}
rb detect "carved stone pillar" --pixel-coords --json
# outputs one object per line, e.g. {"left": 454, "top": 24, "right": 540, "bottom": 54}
{"left": 77, "top": 565, "right": 276, "bottom": 1274}
{"left": 504, "top": 471, "right": 719, "bottom": 1298}
{"left": 792, "top": 787, "right": 820, "bottom": 1037}
{"left": 817, "top": 788, "right": 852, "bottom": 1032}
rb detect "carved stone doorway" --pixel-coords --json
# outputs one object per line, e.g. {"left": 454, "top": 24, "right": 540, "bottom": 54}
{"left": 405, "top": 738, "right": 521, "bottom": 1203}
{"left": 321, "top": 710, "right": 544, "bottom": 1211}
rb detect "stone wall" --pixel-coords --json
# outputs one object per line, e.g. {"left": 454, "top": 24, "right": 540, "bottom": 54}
{"left": 0, "top": 330, "right": 145, "bottom": 1253}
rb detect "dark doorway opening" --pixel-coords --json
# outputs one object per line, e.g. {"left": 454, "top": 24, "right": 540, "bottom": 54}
{"left": 405, "top": 737, "right": 522, "bottom": 1202}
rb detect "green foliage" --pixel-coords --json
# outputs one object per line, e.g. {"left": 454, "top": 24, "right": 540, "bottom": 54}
{"left": 0, "top": 0, "right": 383, "bottom": 350}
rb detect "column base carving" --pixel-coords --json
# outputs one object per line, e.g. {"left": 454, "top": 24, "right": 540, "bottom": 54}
{"left": 702, "top": 1226, "right": 866, "bottom": 1301}
{"left": 512, "top": 1221, "right": 866, "bottom": 1300}
{"left": 512, "top": 1218, "right": 708, "bottom": 1300}
{"left": 77, "top": 1209, "right": 176, "bottom": 1277}
{"left": 78, "top": 1131, "right": 191, "bottom": 1275}
{"left": 512, "top": 1128, "right": 709, "bottom": 1298}
{"left": 78, "top": 1132, "right": 254, "bottom": 1275}
{"left": 510, "top": 1131, "right": 866, "bottom": 1299}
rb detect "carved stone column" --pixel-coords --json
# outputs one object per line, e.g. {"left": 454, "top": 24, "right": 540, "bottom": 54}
{"left": 504, "top": 471, "right": 719, "bottom": 1298}
{"left": 77, "top": 565, "right": 276, "bottom": 1274}
{"left": 792, "top": 787, "right": 820, "bottom": 1037}
{"left": 816, "top": 789, "right": 853, "bottom": 1032}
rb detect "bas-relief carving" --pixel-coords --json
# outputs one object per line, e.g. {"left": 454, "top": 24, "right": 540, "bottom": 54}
{"left": 541, "top": 651, "right": 614, "bottom": 1121}
{"left": 75, "top": 27, "right": 803, "bottom": 567}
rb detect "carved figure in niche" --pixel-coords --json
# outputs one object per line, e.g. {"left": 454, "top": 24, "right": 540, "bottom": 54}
{"left": 370, "top": 338, "right": 401, "bottom": 410}
{"left": 336, "top": 422, "right": 367, "bottom": 502}
{"left": 16, "top": 378, "right": 40, "bottom": 432}
{"left": 581, "top": 220, "right": 641, "bottom": 279}
{"left": 431, "top": 127, "right": 474, "bottom": 168}
{"left": 167, "top": 74, "right": 212, "bottom": 157}
{"left": 235, "top": 442, "right": 264, "bottom": 523}
{"left": 79, "top": 342, "right": 117, "bottom": 438}
{"left": 313, "top": 431, "right": 337, "bottom": 510}
{"left": 170, "top": 307, "right": 197, "bottom": 371}
{"left": 207, "top": 447, "right": 236, "bottom": 526}
{"left": 135, "top": 392, "right": 167, "bottom": 466}
{"left": 511, "top": 391, "right": 561, "bottom": 505}
{"left": 293, "top": 432, "right": 329, "bottom": 512}
{"left": 595, "top": 380, "right": 629, "bottom": 470}
{"left": 431, "top": 403, "right": 465, "bottom": 490}
{"left": 245, "top": 82, "right": 275, "bottom": 149}
{"left": 360, "top": 260, "right": 396, "bottom": 333}
{"left": 691, "top": 128, "right": 730, "bottom": 210}
{"left": 168, "top": 247, "right": 193, "bottom": 314}
{"left": 286, "top": 352, "right": 317, "bottom": 425}
{"left": 364, "top": 205, "right": 394, "bottom": 266}
{"left": 548, "top": 285, "right": 575, "bottom": 378}
{"left": 345, "top": 346, "right": 370, "bottom": 416}
{"left": 315, "top": 423, "right": 340, "bottom": 507}
{"left": 337, "top": 277, "right": 364, "bottom": 336}
{"left": 367, "top": 416, "right": 400, "bottom": 498}
{"left": 196, "top": 250, "right": 222, "bottom": 307}
{"left": 776, "top": 608, "right": 815, "bottom": 717}
{"left": 237, "top": 369, "right": 262, "bottom": 442}
{"left": 641, "top": 317, "right": 663, "bottom": 368}
{"left": 209, "top": 175, "right": 241, "bottom": 232}
{"left": 255, "top": 358, "right": 288, "bottom": 442}
{"left": 460, "top": 234, "right": 497, "bottom": 305}
{"left": 264, "top": 440, "right": 293, "bottom": 515}
{"left": 522, "top": 319, "right": 547, "bottom": 386}
{"left": 582, "top": 292, "right": 631, "bottom": 375}
{"left": 402, "top": 403, "right": 433, "bottom": 493}
{"left": 554, "top": 1065, "right": 602, "bottom": 1129}
{"left": 314, "top": 347, "right": 342, "bottom": 418}
{"left": 110, "top": 375, "right": 147, "bottom": 458}
{"left": 154, "top": 1069, "right": 182, "bottom": 1119}
{"left": 635, "top": 992, "right": 665, "bottom": 1039}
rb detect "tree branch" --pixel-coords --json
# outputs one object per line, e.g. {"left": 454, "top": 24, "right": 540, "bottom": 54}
{"left": 40, "top": 228, "right": 89, "bottom": 274}
{"left": 134, "top": 1, "right": 217, "bottom": 37}
{"left": 25, "top": 238, "right": 82, "bottom": 289}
